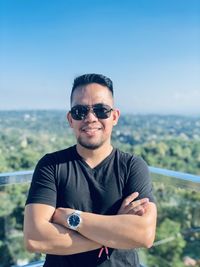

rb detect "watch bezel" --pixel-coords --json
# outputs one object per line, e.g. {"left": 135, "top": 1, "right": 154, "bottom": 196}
{"left": 67, "top": 210, "right": 82, "bottom": 230}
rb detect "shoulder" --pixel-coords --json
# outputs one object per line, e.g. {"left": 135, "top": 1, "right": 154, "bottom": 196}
{"left": 116, "top": 150, "right": 155, "bottom": 202}
{"left": 114, "top": 148, "right": 149, "bottom": 182}
{"left": 37, "top": 145, "right": 75, "bottom": 166}
{"left": 115, "top": 148, "right": 148, "bottom": 168}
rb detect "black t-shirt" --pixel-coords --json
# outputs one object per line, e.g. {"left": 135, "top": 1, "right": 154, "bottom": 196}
{"left": 26, "top": 145, "right": 155, "bottom": 267}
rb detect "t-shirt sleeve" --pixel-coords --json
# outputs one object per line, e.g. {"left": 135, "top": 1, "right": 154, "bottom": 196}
{"left": 124, "top": 156, "right": 155, "bottom": 203}
{"left": 25, "top": 154, "right": 57, "bottom": 207}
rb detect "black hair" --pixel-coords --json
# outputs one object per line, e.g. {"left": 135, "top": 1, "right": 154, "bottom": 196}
{"left": 70, "top": 73, "right": 113, "bottom": 104}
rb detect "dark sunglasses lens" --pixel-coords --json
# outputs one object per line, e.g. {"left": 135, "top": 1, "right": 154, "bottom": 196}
{"left": 71, "top": 105, "right": 112, "bottom": 120}
{"left": 93, "top": 106, "right": 112, "bottom": 119}
{"left": 71, "top": 106, "right": 88, "bottom": 120}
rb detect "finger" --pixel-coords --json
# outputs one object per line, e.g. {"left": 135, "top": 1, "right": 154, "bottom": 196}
{"left": 124, "top": 198, "right": 149, "bottom": 214}
{"left": 126, "top": 197, "right": 149, "bottom": 211}
{"left": 129, "top": 204, "right": 147, "bottom": 215}
{"left": 135, "top": 208, "right": 145, "bottom": 216}
{"left": 142, "top": 202, "right": 149, "bottom": 209}
{"left": 122, "top": 192, "right": 139, "bottom": 207}
{"left": 117, "top": 195, "right": 138, "bottom": 214}
{"left": 129, "top": 204, "right": 143, "bottom": 213}
{"left": 132, "top": 198, "right": 149, "bottom": 207}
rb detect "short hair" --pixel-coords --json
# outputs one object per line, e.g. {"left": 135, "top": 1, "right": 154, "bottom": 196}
{"left": 70, "top": 73, "right": 113, "bottom": 104}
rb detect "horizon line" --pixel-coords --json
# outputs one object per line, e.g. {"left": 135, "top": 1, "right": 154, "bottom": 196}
{"left": 0, "top": 108, "right": 199, "bottom": 117}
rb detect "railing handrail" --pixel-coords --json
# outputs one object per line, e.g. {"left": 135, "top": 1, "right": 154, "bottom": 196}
{"left": 149, "top": 166, "right": 200, "bottom": 183}
{"left": 0, "top": 167, "right": 200, "bottom": 185}
{"left": 0, "top": 170, "right": 33, "bottom": 177}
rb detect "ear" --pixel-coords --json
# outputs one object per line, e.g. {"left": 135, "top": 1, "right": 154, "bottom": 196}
{"left": 67, "top": 112, "right": 73, "bottom": 128}
{"left": 112, "top": 109, "right": 120, "bottom": 126}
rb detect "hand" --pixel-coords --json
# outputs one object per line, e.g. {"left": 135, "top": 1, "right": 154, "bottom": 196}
{"left": 117, "top": 192, "right": 149, "bottom": 216}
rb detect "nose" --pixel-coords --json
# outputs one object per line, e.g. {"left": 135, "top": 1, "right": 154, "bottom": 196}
{"left": 84, "top": 108, "right": 98, "bottom": 122}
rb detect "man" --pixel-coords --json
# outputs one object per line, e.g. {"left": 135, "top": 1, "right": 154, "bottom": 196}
{"left": 24, "top": 73, "right": 157, "bottom": 267}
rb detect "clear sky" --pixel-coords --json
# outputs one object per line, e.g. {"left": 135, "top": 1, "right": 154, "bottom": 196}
{"left": 0, "top": 0, "right": 200, "bottom": 115}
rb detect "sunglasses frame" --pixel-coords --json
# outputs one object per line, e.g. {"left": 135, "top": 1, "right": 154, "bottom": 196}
{"left": 70, "top": 104, "right": 113, "bottom": 120}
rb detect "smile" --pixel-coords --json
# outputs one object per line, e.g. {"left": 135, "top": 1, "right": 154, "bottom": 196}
{"left": 82, "top": 128, "right": 101, "bottom": 131}
{"left": 81, "top": 127, "right": 102, "bottom": 134}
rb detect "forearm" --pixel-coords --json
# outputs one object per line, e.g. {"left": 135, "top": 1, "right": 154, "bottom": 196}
{"left": 24, "top": 221, "right": 101, "bottom": 255}
{"left": 24, "top": 206, "right": 101, "bottom": 255}
{"left": 78, "top": 213, "right": 152, "bottom": 249}
{"left": 53, "top": 204, "right": 156, "bottom": 250}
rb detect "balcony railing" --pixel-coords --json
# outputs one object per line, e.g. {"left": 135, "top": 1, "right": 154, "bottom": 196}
{"left": 0, "top": 168, "right": 200, "bottom": 267}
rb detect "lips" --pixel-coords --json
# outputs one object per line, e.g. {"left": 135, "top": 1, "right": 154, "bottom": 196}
{"left": 81, "top": 126, "right": 102, "bottom": 131}
{"left": 82, "top": 128, "right": 101, "bottom": 133}
{"left": 81, "top": 126, "right": 102, "bottom": 134}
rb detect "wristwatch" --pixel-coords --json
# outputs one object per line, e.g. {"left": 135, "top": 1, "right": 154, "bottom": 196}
{"left": 66, "top": 210, "right": 82, "bottom": 230}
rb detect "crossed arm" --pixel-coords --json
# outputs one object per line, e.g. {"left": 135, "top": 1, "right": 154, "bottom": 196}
{"left": 24, "top": 192, "right": 157, "bottom": 255}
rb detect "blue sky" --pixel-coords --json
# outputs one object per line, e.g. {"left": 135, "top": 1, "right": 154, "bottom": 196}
{"left": 0, "top": 0, "right": 200, "bottom": 115}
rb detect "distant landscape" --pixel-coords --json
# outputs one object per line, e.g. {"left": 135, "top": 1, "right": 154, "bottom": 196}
{"left": 0, "top": 110, "right": 199, "bottom": 174}
{"left": 0, "top": 110, "right": 200, "bottom": 267}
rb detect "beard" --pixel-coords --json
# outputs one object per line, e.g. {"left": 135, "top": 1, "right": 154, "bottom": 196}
{"left": 77, "top": 136, "right": 105, "bottom": 150}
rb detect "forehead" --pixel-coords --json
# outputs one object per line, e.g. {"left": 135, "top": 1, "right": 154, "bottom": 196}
{"left": 71, "top": 83, "right": 113, "bottom": 106}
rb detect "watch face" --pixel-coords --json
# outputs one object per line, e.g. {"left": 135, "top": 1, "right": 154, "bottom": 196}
{"left": 69, "top": 214, "right": 80, "bottom": 227}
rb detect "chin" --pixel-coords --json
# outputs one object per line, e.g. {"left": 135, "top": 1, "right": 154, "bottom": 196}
{"left": 78, "top": 139, "right": 104, "bottom": 150}
{"left": 80, "top": 143, "right": 102, "bottom": 150}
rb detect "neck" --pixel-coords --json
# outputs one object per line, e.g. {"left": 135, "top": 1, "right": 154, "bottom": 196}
{"left": 76, "top": 142, "right": 113, "bottom": 168}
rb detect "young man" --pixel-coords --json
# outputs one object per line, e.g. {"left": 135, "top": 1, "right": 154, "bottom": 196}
{"left": 24, "top": 73, "right": 157, "bottom": 267}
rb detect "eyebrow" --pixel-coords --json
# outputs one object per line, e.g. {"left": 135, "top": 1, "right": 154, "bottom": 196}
{"left": 72, "top": 102, "right": 108, "bottom": 107}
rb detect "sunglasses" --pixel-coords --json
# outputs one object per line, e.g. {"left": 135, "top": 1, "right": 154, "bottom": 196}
{"left": 70, "top": 104, "right": 113, "bottom": 120}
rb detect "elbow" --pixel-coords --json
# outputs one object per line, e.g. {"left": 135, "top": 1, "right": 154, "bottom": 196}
{"left": 24, "top": 237, "right": 37, "bottom": 253}
{"left": 129, "top": 225, "right": 155, "bottom": 249}
{"left": 24, "top": 232, "right": 43, "bottom": 253}
{"left": 128, "top": 227, "right": 155, "bottom": 249}
{"left": 143, "top": 239, "right": 154, "bottom": 249}
{"left": 142, "top": 228, "right": 156, "bottom": 249}
{"left": 24, "top": 237, "right": 45, "bottom": 253}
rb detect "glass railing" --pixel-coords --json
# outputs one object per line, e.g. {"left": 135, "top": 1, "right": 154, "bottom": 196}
{"left": 140, "top": 168, "right": 200, "bottom": 267}
{"left": 0, "top": 168, "right": 200, "bottom": 267}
